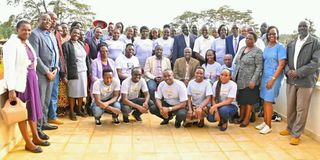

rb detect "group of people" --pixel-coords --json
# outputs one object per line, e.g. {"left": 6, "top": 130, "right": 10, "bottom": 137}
{"left": 2, "top": 11, "right": 320, "bottom": 153}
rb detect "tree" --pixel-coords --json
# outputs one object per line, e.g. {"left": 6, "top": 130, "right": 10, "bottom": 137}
{"left": 0, "top": 15, "right": 15, "bottom": 39}
{"left": 170, "top": 5, "right": 258, "bottom": 33}
{"left": 305, "top": 18, "right": 317, "bottom": 36}
{"left": 7, "top": 0, "right": 96, "bottom": 28}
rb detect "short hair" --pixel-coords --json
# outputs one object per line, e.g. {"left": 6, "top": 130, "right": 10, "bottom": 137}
{"left": 131, "top": 66, "right": 142, "bottom": 75}
{"left": 93, "top": 26, "right": 102, "bottom": 33}
{"left": 97, "top": 42, "right": 108, "bottom": 51}
{"left": 248, "top": 31, "right": 258, "bottom": 42}
{"left": 163, "top": 24, "right": 171, "bottom": 29}
{"left": 266, "top": 26, "right": 280, "bottom": 42}
{"left": 69, "top": 27, "right": 80, "bottom": 33}
{"left": 16, "top": 20, "right": 30, "bottom": 30}
{"left": 217, "top": 24, "right": 228, "bottom": 36}
{"left": 102, "top": 68, "right": 113, "bottom": 76}
{"left": 108, "top": 22, "right": 114, "bottom": 25}
{"left": 140, "top": 26, "right": 149, "bottom": 33}
{"left": 195, "top": 66, "right": 205, "bottom": 72}
{"left": 126, "top": 43, "right": 134, "bottom": 48}
{"left": 71, "top": 21, "right": 82, "bottom": 28}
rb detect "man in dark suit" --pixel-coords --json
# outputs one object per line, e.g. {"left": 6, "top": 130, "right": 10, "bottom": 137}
{"left": 226, "top": 24, "right": 244, "bottom": 57}
{"left": 29, "top": 14, "right": 60, "bottom": 140}
{"left": 172, "top": 24, "right": 196, "bottom": 64}
{"left": 86, "top": 27, "right": 103, "bottom": 60}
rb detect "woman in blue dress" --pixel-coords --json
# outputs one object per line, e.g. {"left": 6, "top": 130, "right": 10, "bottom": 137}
{"left": 256, "top": 26, "right": 286, "bottom": 134}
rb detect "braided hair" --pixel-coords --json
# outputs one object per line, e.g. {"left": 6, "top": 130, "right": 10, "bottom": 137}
{"left": 215, "top": 68, "right": 232, "bottom": 103}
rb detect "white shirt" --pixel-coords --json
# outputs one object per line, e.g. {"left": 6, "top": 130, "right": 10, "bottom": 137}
{"left": 294, "top": 34, "right": 309, "bottom": 69}
{"left": 211, "top": 37, "right": 226, "bottom": 65}
{"left": 212, "top": 80, "right": 237, "bottom": 105}
{"left": 115, "top": 55, "right": 140, "bottom": 77}
{"left": 233, "top": 36, "right": 239, "bottom": 53}
{"left": 184, "top": 34, "right": 190, "bottom": 48}
{"left": 133, "top": 38, "right": 153, "bottom": 67}
{"left": 155, "top": 80, "right": 188, "bottom": 105}
{"left": 120, "top": 36, "right": 133, "bottom": 44}
{"left": 193, "top": 35, "right": 215, "bottom": 59}
{"left": 202, "top": 62, "right": 221, "bottom": 83}
{"left": 187, "top": 79, "right": 213, "bottom": 106}
{"left": 105, "top": 39, "right": 125, "bottom": 61}
{"left": 121, "top": 78, "right": 148, "bottom": 100}
{"left": 92, "top": 79, "right": 120, "bottom": 101}
{"left": 153, "top": 37, "right": 174, "bottom": 58}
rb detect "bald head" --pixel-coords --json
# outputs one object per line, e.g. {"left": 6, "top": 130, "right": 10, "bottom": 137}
{"left": 224, "top": 54, "right": 233, "bottom": 68}
{"left": 298, "top": 20, "right": 310, "bottom": 39}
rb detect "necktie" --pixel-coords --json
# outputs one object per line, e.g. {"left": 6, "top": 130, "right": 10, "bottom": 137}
{"left": 233, "top": 38, "right": 238, "bottom": 53}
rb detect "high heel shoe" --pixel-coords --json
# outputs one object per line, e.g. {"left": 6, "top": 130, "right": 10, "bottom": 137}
{"left": 25, "top": 146, "right": 42, "bottom": 153}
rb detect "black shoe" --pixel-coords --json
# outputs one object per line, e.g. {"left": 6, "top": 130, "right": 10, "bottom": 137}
{"left": 132, "top": 111, "right": 142, "bottom": 122}
{"left": 25, "top": 146, "right": 42, "bottom": 153}
{"left": 69, "top": 112, "right": 77, "bottom": 121}
{"left": 112, "top": 117, "right": 120, "bottom": 125}
{"left": 198, "top": 120, "right": 204, "bottom": 128}
{"left": 239, "top": 123, "right": 249, "bottom": 128}
{"left": 95, "top": 118, "right": 102, "bottom": 126}
{"left": 42, "top": 124, "right": 58, "bottom": 130}
{"left": 32, "top": 140, "right": 50, "bottom": 146}
{"left": 38, "top": 130, "right": 49, "bottom": 140}
{"left": 183, "top": 122, "right": 192, "bottom": 128}
{"left": 160, "top": 119, "right": 169, "bottom": 125}
{"left": 174, "top": 121, "right": 181, "bottom": 128}
{"left": 219, "top": 122, "right": 228, "bottom": 131}
{"left": 123, "top": 115, "right": 129, "bottom": 123}
{"left": 250, "top": 112, "right": 256, "bottom": 123}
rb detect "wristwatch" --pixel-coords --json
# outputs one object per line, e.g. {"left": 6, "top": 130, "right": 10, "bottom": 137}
{"left": 169, "top": 107, "right": 173, "bottom": 112}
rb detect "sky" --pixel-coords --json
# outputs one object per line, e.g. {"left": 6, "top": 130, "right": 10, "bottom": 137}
{"left": 0, "top": 0, "right": 319, "bottom": 36}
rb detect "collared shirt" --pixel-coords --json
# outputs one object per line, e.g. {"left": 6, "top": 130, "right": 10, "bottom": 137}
{"left": 155, "top": 58, "right": 163, "bottom": 77}
{"left": 233, "top": 35, "right": 239, "bottom": 53}
{"left": 294, "top": 34, "right": 309, "bottom": 69}
{"left": 185, "top": 61, "right": 190, "bottom": 80}
{"left": 43, "top": 30, "right": 58, "bottom": 68}
{"left": 194, "top": 35, "right": 215, "bottom": 59}
{"left": 184, "top": 34, "right": 190, "bottom": 48}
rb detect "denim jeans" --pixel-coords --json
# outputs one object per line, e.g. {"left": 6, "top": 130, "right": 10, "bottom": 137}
{"left": 206, "top": 104, "right": 238, "bottom": 123}
{"left": 91, "top": 101, "right": 121, "bottom": 119}
{"left": 48, "top": 73, "right": 59, "bottom": 120}
{"left": 147, "top": 80, "right": 157, "bottom": 102}
{"left": 149, "top": 99, "right": 187, "bottom": 123}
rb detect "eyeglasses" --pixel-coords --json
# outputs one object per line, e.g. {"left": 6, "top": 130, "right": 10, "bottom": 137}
{"left": 268, "top": 33, "right": 277, "bottom": 36}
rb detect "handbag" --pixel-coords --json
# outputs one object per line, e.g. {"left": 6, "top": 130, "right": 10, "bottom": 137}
{"left": 1, "top": 98, "right": 28, "bottom": 125}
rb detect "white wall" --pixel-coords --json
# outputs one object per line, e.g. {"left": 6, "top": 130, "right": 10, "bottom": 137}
{"left": 274, "top": 80, "right": 320, "bottom": 141}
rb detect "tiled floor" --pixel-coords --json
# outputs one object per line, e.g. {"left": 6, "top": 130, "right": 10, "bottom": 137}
{"left": 4, "top": 113, "right": 320, "bottom": 160}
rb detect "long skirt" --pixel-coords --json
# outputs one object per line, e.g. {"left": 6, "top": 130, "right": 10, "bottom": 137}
{"left": 17, "top": 69, "right": 43, "bottom": 121}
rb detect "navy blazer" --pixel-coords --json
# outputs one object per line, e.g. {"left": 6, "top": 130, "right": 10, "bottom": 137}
{"left": 172, "top": 33, "right": 196, "bottom": 64}
{"left": 225, "top": 35, "right": 245, "bottom": 57}
{"left": 85, "top": 37, "right": 100, "bottom": 60}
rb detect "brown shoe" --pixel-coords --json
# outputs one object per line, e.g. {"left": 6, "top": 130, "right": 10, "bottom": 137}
{"left": 279, "top": 129, "right": 290, "bottom": 136}
{"left": 48, "top": 119, "right": 64, "bottom": 125}
{"left": 290, "top": 137, "right": 300, "bottom": 145}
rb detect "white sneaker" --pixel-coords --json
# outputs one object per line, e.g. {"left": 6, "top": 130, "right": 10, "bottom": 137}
{"left": 259, "top": 125, "right": 272, "bottom": 134}
{"left": 255, "top": 122, "right": 266, "bottom": 130}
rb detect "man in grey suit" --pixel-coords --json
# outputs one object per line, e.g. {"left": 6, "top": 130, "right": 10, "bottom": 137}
{"left": 280, "top": 20, "right": 320, "bottom": 145}
{"left": 29, "top": 14, "right": 60, "bottom": 140}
